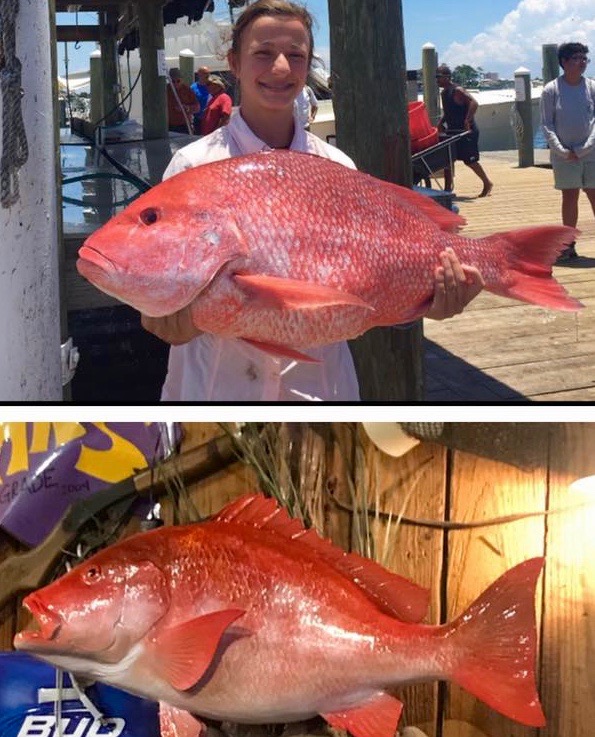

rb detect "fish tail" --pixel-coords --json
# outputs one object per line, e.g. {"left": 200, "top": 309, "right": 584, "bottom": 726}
{"left": 443, "top": 557, "right": 546, "bottom": 727}
{"left": 484, "top": 225, "right": 583, "bottom": 310}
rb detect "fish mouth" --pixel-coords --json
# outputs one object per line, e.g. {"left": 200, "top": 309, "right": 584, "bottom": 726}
{"left": 13, "top": 594, "right": 62, "bottom": 649}
{"left": 77, "top": 245, "right": 118, "bottom": 287}
{"left": 78, "top": 244, "right": 117, "bottom": 272}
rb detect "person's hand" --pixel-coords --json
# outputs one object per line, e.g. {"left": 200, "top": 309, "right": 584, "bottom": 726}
{"left": 567, "top": 149, "right": 580, "bottom": 161}
{"left": 425, "top": 247, "right": 485, "bottom": 320}
{"left": 141, "top": 305, "right": 203, "bottom": 345}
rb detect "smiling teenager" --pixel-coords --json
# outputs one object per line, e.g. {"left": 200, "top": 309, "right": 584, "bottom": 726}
{"left": 141, "top": 0, "right": 484, "bottom": 402}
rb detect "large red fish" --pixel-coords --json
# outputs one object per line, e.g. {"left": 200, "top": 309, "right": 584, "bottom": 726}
{"left": 76, "top": 150, "right": 581, "bottom": 361}
{"left": 14, "top": 493, "right": 545, "bottom": 737}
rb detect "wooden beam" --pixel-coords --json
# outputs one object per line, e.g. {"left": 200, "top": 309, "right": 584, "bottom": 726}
{"left": 56, "top": 25, "right": 100, "bottom": 42}
{"left": 56, "top": 1, "right": 122, "bottom": 10}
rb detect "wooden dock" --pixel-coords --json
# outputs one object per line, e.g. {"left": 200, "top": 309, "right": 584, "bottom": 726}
{"left": 423, "top": 149, "right": 595, "bottom": 402}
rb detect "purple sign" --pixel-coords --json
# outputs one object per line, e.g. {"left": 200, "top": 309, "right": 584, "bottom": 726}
{"left": 0, "top": 422, "right": 179, "bottom": 546}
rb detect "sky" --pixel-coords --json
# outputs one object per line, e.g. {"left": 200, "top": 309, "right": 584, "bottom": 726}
{"left": 57, "top": 0, "right": 595, "bottom": 79}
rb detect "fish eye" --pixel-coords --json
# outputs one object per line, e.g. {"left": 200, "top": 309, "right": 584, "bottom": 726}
{"left": 139, "top": 207, "right": 159, "bottom": 226}
{"left": 82, "top": 565, "right": 103, "bottom": 584}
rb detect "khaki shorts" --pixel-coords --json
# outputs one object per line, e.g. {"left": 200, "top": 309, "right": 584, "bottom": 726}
{"left": 552, "top": 157, "right": 595, "bottom": 190}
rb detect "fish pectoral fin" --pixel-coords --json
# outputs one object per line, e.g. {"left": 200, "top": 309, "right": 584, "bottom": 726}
{"left": 322, "top": 692, "right": 403, "bottom": 737}
{"left": 233, "top": 273, "right": 375, "bottom": 312}
{"left": 159, "top": 703, "right": 207, "bottom": 737}
{"left": 240, "top": 337, "right": 320, "bottom": 363}
{"left": 152, "top": 609, "right": 247, "bottom": 691}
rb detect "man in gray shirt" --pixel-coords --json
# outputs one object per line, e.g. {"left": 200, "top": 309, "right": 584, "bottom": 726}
{"left": 540, "top": 41, "right": 595, "bottom": 261}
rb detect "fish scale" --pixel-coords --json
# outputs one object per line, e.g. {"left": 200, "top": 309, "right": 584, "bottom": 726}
{"left": 77, "top": 150, "right": 581, "bottom": 360}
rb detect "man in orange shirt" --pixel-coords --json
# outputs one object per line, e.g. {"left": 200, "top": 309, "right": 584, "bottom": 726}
{"left": 167, "top": 68, "right": 200, "bottom": 133}
{"left": 200, "top": 76, "right": 233, "bottom": 135}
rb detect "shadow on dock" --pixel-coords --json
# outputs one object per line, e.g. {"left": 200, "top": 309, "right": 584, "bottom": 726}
{"left": 424, "top": 339, "right": 528, "bottom": 402}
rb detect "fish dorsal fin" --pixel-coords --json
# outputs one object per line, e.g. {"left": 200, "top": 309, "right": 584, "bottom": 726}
{"left": 212, "top": 494, "right": 429, "bottom": 623}
{"left": 390, "top": 183, "right": 466, "bottom": 232}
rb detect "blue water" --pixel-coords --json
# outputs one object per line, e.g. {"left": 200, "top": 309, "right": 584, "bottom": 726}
{"left": 533, "top": 127, "right": 547, "bottom": 149}
{"left": 60, "top": 136, "right": 147, "bottom": 232}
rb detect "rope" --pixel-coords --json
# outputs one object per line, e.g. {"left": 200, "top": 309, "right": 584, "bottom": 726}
{"left": 0, "top": 0, "right": 28, "bottom": 208}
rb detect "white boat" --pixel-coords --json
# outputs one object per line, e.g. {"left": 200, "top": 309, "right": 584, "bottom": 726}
{"left": 309, "top": 87, "right": 546, "bottom": 152}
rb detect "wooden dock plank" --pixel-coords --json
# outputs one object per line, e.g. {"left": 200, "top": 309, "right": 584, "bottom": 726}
{"left": 423, "top": 151, "right": 595, "bottom": 401}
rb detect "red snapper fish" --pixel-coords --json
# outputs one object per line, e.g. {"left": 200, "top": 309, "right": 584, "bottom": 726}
{"left": 76, "top": 150, "right": 581, "bottom": 361}
{"left": 14, "top": 494, "right": 546, "bottom": 737}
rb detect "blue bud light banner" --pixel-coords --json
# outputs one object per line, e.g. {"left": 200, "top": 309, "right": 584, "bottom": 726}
{"left": 0, "top": 653, "right": 159, "bottom": 737}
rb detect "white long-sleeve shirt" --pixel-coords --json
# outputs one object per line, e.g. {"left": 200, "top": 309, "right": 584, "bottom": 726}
{"left": 540, "top": 76, "right": 595, "bottom": 161}
{"left": 159, "top": 110, "right": 360, "bottom": 402}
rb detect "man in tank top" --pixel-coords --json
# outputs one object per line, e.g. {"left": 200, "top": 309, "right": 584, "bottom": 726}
{"left": 436, "top": 64, "right": 493, "bottom": 198}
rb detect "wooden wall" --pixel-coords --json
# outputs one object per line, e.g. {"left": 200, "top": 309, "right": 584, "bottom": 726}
{"left": 1, "top": 422, "right": 593, "bottom": 737}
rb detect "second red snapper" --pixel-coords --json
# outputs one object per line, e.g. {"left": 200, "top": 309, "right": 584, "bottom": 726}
{"left": 76, "top": 151, "right": 581, "bottom": 360}
{"left": 14, "top": 494, "right": 545, "bottom": 737}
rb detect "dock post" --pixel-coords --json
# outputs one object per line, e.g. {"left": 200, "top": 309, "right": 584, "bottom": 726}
{"left": 180, "top": 48, "right": 195, "bottom": 86}
{"left": 329, "top": 0, "right": 423, "bottom": 401}
{"left": 137, "top": 0, "right": 168, "bottom": 140}
{"left": 90, "top": 49, "right": 103, "bottom": 126}
{"left": 542, "top": 44, "right": 559, "bottom": 84}
{"left": 99, "top": 11, "right": 120, "bottom": 126}
{"left": 422, "top": 43, "right": 439, "bottom": 123}
{"left": 514, "top": 67, "right": 534, "bottom": 168}
{"left": 0, "top": 0, "right": 62, "bottom": 399}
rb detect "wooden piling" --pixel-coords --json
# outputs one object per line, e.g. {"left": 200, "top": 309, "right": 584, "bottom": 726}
{"left": 422, "top": 43, "right": 439, "bottom": 124}
{"left": 98, "top": 11, "right": 120, "bottom": 126}
{"left": 328, "top": 0, "right": 423, "bottom": 401}
{"left": 514, "top": 67, "right": 534, "bottom": 168}
{"left": 136, "top": 0, "right": 168, "bottom": 140}
{"left": 542, "top": 43, "right": 559, "bottom": 85}
{"left": 180, "top": 48, "right": 195, "bottom": 86}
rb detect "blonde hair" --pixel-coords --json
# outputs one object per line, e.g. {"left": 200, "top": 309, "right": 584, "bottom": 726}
{"left": 230, "top": 0, "right": 314, "bottom": 66}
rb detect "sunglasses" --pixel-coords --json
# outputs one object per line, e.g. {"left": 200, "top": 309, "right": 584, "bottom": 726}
{"left": 569, "top": 55, "right": 590, "bottom": 63}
